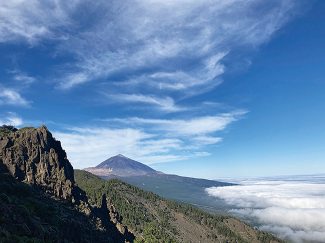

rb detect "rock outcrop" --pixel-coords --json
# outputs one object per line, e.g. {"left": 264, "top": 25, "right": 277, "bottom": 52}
{"left": 98, "top": 194, "right": 134, "bottom": 242}
{"left": 0, "top": 126, "right": 74, "bottom": 200}
{"left": 0, "top": 125, "right": 134, "bottom": 242}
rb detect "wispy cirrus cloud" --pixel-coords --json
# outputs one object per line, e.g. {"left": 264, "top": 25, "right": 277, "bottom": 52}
{"left": 0, "top": 0, "right": 306, "bottom": 113}
{"left": 112, "top": 110, "right": 246, "bottom": 137}
{"left": 0, "top": 0, "right": 78, "bottom": 44}
{"left": 0, "top": 112, "right": 23, "bottom": 126}
{"left": 0, "top": 87, "right": 29, "bottom": 106}
{"left": 54, "top": 127, "right": 187, "bottom": 168}
{"left": 54, "top": 110, "right": 245, "bottom": 167}
{"left": 0, "top": 0, "right": 310, "bottom": 168}
{"left": 53, "top": 0, "right": 304, "bottom": 114}
{"left": 105, "top": 93, "right": 185, "bottom": 112}
{"left": 113, "top": 52, "right": 226, "bottom": 94}
{"left": 11, "top": 71, "right": 36, "bottom": 84}
{"left": 55, "top": 0, "right": 302, "bottom": 93}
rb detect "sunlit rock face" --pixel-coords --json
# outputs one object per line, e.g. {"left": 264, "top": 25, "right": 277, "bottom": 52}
{"left": 0, "top": 126, "right": 74, "bottom": 200}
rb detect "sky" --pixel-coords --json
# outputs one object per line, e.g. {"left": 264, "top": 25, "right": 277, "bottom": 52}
{"left": 0, "top": 0, "right": 324, "bottom": 179}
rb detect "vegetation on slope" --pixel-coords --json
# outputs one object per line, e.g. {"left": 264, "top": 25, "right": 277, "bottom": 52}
{"left": 0, "top": 125, "right": 43, "bottom": 137}
{"left": 0, "top": 125, "right": 282, "bottom": 242}
{"left": 75, "top": 170, "right": 177, "bottom": 243}
{"left": 75, "top": 170, "right": 282, "bottom": 243}
{"left": 0, "top": 125, "right": 17, "bottom": 136}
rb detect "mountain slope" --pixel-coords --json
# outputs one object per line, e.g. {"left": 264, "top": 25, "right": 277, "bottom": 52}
{"left": 86, "top": 154, "right": 233, "bottom": 213}
{"left": 112, "top": 174, "right": 233, "bottom": 213}
{"left": 0, "top": 126, "right": 282, "bottom": 243}
{"left": 76, "top": 170, "right": 282, "bottom": 243}
{"left": 0, "top": 125, "right": 133, "bottom": 242}
{"left": 85, "top": 154, "right": 157, "bottom": 176}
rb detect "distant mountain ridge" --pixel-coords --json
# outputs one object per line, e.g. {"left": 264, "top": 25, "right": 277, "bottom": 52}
{"left": 85, "top": 154, "right": 159, "bottom": 177}
{"left": 0, "top": 126, "right": 282, "bottom": 242}
{"left": 84, "top": 154, "right": 235, "bottom": 213}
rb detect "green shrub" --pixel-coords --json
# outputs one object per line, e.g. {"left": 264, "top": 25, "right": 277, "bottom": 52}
{"left": 0, "top": 125, "right": 17, "bottom": 136}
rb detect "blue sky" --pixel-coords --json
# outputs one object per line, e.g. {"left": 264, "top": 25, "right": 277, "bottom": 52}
{"left": 0, "top": 0, "right": 324, "bottom": 179}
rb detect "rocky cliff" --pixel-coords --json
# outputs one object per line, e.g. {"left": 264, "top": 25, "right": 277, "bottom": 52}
{"left": 0, "top": 126, "right": 74, "bottom": 200}
{"left": 0, "top": 125, "right": 282, "bottom": 243}
{"left": 0, "top": 125, "right": 134, "bottom": 242}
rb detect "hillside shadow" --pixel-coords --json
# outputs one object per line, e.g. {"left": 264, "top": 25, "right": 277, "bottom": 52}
{"left": 0, "top": 163, "right": 132, "bottom": 243}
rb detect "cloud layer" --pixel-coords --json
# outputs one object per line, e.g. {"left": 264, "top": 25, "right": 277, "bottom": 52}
{"left": 206, "top": 177, "right": 325, "bottom": 242}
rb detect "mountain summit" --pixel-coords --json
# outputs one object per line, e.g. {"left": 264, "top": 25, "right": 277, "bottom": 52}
{"left": 84, "top": 154, "right": 236, "bottom": 214}
{"left": 85, "top": 154, "right": 158, "bottom": 177}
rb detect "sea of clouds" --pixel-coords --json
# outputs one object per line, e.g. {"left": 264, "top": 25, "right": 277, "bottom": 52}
{"left": 206, "top": 175, "right": 325, "bottom": 242}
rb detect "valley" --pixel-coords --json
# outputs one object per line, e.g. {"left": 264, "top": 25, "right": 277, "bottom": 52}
{"left": 0, "top": 126, "right": 282, "bottom": 242}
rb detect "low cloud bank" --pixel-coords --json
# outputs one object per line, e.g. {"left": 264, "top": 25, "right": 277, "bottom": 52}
{"left": 206, "top": 176, "right": 325, "bottom": 242}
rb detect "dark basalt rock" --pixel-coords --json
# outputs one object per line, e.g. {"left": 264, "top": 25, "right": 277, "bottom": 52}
{"left": 0, "top": 125, "right": 135, "bottom": 242}
{"left": 0, "top": 126, "right": 74, "bottom": 200}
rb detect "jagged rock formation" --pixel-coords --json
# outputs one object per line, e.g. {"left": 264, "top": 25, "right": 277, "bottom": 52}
{"left": 0, "top": 126, "right": 74, "bottom": 200}
{"left": 0, "top": 163, "right": 116, "bottom": 242}
{"left": 0, "top": 126, "right": 134, "bottom": 242}
{"left": 97, "top": 194, "right": 133, "bottom": 241}
{"left": 0, "top": 125, "right": 282, "bottom": 243}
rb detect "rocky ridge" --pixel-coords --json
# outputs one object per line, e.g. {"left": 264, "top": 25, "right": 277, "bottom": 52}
{"left": 0, "top": 125, "right": 134, "bottom": 242}
{"left": 0, "top": 125, "right": 283, "bottom": 243}
{"left": 0, "top": 126, "right": 74, "bottom": 200}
